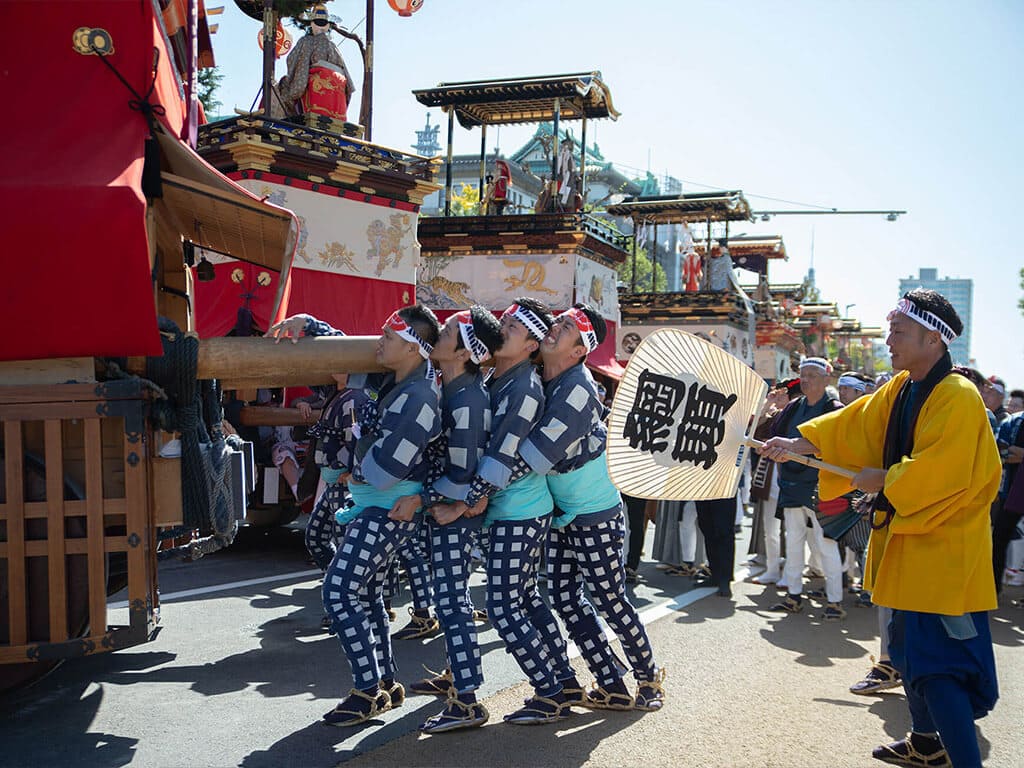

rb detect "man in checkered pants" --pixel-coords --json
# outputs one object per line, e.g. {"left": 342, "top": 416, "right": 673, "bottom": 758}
{"left": 273, "top": 304, "right": 442, "bottom": 728}
{"left": 520, "top": 302, "right": 666, "bottom": 712}
{"left": 430, "top": 298, "right": 576, "bottom": 726}
{"left": 391, "top": 306, "right": 504, "bottom": 733}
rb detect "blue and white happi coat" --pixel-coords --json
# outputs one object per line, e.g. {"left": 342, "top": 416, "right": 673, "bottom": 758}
{"left": 522, "top": 362, "right": 658, "bottom": 686}
{"left": 465, "top": 360, "right": 552, "bottom": 525}
{"left": 423, "top": 370, "right": 493, "bottom": 693}
{"left": 322, "top": 361, "right": 441, "bottom": 690}
{"left": 520, "top": 364, "right": 620, "bottom": 528}
{"left": 422, "top": 371, "right": 492, "bottom": 512}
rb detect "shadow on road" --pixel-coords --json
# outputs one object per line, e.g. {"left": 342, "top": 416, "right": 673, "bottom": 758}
{"left": 0, "top": 651, "right": 176, "bottom": 768}
{"left": 989, "top": 599, "right": 1024, "bottom": 648}
{"left": 243, "top": 707, "right": 646, "bottom": 768}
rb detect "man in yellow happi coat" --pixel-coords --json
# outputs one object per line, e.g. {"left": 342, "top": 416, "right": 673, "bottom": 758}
{"left": 759, "top": 288, "right": 1000, "bottom": 768}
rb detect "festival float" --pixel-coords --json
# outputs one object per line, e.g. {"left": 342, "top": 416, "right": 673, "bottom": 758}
{"left": 607, "top": 192, "right": 760, "bottom": 371}
{"left": 411, "top": 73, "right": 630, "bottom": 386}
{"left": 192, "top": 1, "right": 439, "bottom": 525}
{"left": 0, "top": 0, "right": 389, "bottom": 692}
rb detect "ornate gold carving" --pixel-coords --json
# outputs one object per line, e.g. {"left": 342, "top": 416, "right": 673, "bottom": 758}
{"left": 223, "top": 140, "right": 280, "bottom": 172}
{"left": 502, "top": 258, "right": 559, "bottom": 296}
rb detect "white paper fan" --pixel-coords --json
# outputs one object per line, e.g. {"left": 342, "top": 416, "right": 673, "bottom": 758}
{"left": 606, "top": 328, "right": 768, "bottom": 501}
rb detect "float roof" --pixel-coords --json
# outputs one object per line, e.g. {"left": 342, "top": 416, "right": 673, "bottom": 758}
{"left": 412, "top": 72, "right": 619, "bottom": 128}
{"left": 606, "top": 191, "right": 752, "bottom": 224}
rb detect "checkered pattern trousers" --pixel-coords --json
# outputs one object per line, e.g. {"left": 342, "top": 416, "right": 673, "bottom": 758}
{"left": 547, "top": 512, "right": 657, "bottom": 685}
{"left": 429, "top": 518, "right": 483, "bottom": 693}
{"left": 304, "top": 482, "right": 346, "bottom": 572}
{"left": 382, "top": 559, "right": 399, "bottom": 603}
{"left": 397, "top": 518, "right": 433, "bottom": 612}
{"left": 485, "top": 516, "right": 573, "bottom": 696}
{"left": 322, "top": 509, "right": 417, "bottom": 689}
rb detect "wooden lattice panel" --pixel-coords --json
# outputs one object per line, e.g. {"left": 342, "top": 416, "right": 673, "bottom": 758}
{"left": 0, "top": 382, "right": 158, "bottom": 668}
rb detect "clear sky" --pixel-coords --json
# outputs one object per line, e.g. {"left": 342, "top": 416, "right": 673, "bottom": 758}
{"left": 210, "top": 0, "right": 1024, "bottom": 389}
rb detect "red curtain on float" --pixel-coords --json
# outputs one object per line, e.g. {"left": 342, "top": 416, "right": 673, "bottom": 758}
{"left": 285, "top": 271, "right": 415, "bottom": 336}
{"left": 193, "top": 261, "right": 285, "bottom": 338}
{"left": 0, "top": 2, "right": 188, "bottom": 361}
{"left": 195, "top": 264, "right": 415, "bottom": 338}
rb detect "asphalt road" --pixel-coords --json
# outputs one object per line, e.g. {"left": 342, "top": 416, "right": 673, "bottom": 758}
{"left": 2, "top": 518, "right": 1022, "bottom": 768}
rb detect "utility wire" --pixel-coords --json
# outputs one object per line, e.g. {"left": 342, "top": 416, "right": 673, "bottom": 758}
{"left": 610, "top": 159, "right": 839, "bottom": 212}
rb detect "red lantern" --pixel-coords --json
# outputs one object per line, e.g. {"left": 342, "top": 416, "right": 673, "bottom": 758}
{"left": 388, "top": 0, "right": 423, "bottom": 16}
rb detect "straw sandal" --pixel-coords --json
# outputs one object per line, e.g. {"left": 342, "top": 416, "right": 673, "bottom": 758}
{"left": 871, "top": 733, "right": 951, "bottom": 767}
{"left": 665, "top": 563, "right": 696, "bottom": 577}
{"left": 850, "top": 656, "right": 903, "bottom": 695}
{"left": 380, "top": 679, "right": 405, "bottom": 709}
{"left": 560, "top": 685, "right": 588, "bottom": 708}
{"left": 769, "top": 595, "right": 804, "bottom": 613}
{"left": 634, "top": 667, "right": 667, "bottom": 712}
{"left": 420, "top": 695, "right": 490, "bottom": 734}
{"left": 322, "top": 687, "right": 391, "bottom": 727}
{"left": 393, "top": 608, "right": 441, "bottom": 640}
{"left": 409, "top": 666, "right": 455, "bottom": 697}
{"left": 503, "top": 695, "right": 566, "bottom": 725}
{"left": 823, "top": 602, "right": 847, "bottom": 621}
{"left": 580, "top": 683, "right": 635, "bottom": 711}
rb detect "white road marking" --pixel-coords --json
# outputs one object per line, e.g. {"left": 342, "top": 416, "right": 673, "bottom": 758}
{"left": 107, "top": 569, "right": 321, "bottom": 610}
{"left": 108, "top": 562, "right": 753, "bottom": 643}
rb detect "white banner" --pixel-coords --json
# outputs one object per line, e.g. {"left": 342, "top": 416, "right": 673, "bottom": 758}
{"left": 618, "top": 322, "right": 754, "bottom": 366}
{"left": 236, "top": 181, "right": 419, "bottom": 285}
{"left": 418, "top": 253, "right": 575, "bottom": 311}
{"left": 574, "top": 257, "right": 619, "bottom": 320}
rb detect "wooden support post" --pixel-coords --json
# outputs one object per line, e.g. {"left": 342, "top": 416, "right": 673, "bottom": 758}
{"left": 653, "top": 223, "right": 660, "bottom": 292}
{"left": 4, "top": 421, "right": 27, "bottom": 646}
{"left": 551, "top": 97, "right": 561, "bottom": 199}
{"left": 478, "top": 124, "right": 487, "bottom": 207}
{"left": 444, "top": 108, "right": 455, "bottom": 216}
{"left": 631, "top": 218, "right": 638, "bottom": 293}
{"left": 84, "top": 419, "right": 107, "bottom": 639}
{"left": 361, "top": 0, "right": 375, "bottom": 141}
{"left": 44, "top": 420, "right": 68, "bottom": 641}
{"left": 579, "top": 116, "right": 587, "bottom": 206}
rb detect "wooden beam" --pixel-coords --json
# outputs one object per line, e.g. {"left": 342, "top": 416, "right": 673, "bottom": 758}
{"left": 197, "top": 335, "right": 384, "bottom": 388}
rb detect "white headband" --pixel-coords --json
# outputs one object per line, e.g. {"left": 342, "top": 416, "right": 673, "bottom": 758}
{"left": 559, "top": 307, "right": 599, "bottom": 353}
{"left": 837, "top": 374, "right": 866, "bottom": 392}
{"left": 502, "top": 302, "right": 549, "bottom": 342}
{"left": 800, "top": 356, "right": 833, "bottom": 374}
{"left": 454, "top": 310, "right": 491, "bottom": 365}
{"left": 384, "top": 311, "right": 432, "bottom": 360}
{"left": 888, "top": 297, "right": 958, "bottom": 344}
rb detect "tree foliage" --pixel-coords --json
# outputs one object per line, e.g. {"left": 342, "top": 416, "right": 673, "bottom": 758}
{"left": 589, "top": 212, "right": 667, "bottom": 292}
{"left": 616, "top": 248, "right": 666, "bottom": 293}
{"left": 448, "top": 183, "right": 481, "bottom": 216}
{"left": 198, "top": 66, "right": 224, "bottom": 116}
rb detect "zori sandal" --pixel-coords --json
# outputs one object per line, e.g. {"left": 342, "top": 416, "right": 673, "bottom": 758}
{"left": 581, "top": 683, "right": 635, "bottom": 711}
{"left": 634, "top": 667, "right": 667, "bottom": 712}
{"left": 503, "top": 695, "right": 566, "bottom": 726}
{"left": 409, "top": 666, "right": 456, "bottom": 697}
{"left": 322, "top": 687, "right": 391, "bottom": 727}
{"left": 420, "top": 695, "right": 490, "bottom": 734}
